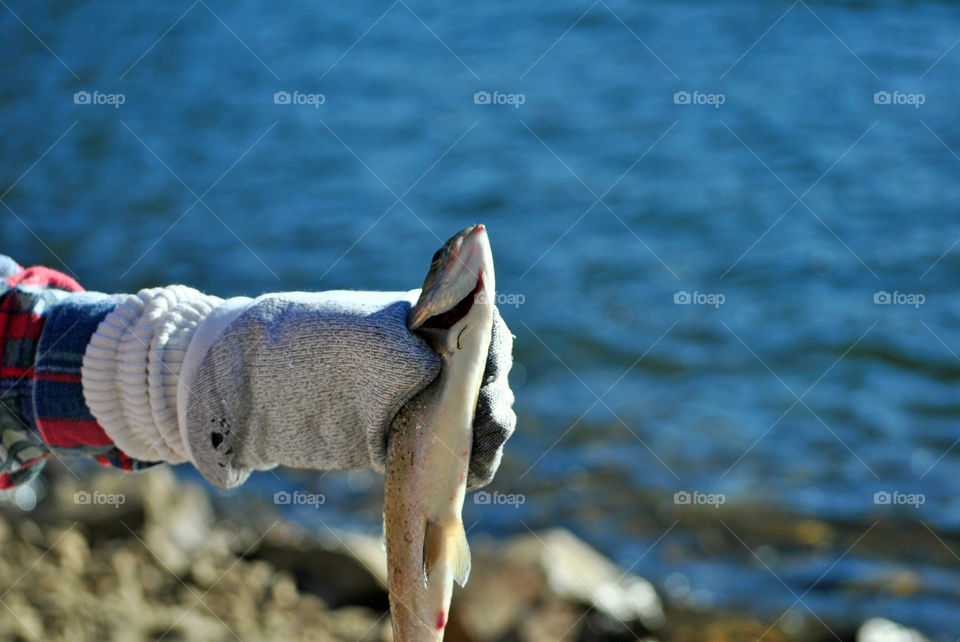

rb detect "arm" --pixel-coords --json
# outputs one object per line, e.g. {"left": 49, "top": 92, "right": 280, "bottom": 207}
{"left": 0, "top": 256, "right": 158, "bottom": 489}
{"left": 176, "top": 291, "right": 515, "bottom": 490}
{"left": 0, "top": 255, "right": 516, "bottom": 491}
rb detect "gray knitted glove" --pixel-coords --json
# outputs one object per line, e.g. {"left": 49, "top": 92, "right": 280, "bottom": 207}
{"left": 180, "top": 291, "right": 515, "bottom": 489}
{"left": 469, "top": 305, "right": 515, "bottom": 489}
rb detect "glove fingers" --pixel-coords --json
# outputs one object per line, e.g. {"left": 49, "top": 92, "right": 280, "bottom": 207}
{"left": 183, "top": 292, "right": 441, "bottom": 489}
{"left": 467, "top": 306, "right": 516, "bottom": 490}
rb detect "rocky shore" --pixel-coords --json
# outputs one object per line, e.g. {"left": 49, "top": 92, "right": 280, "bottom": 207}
{"left": 0, "top": 465, "right": 930, "bottom": 641}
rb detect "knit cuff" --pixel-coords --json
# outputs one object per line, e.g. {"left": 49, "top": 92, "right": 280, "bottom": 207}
{"left": 81, "top": 286, "right": 223, "bottom": 463}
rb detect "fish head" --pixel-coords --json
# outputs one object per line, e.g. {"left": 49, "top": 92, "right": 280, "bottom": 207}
{"left": 408, "top": 224, "right": 495, "bottom": 353}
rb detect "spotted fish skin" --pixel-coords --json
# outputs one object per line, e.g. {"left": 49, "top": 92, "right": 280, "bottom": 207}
{"left": 384, "top": 225, "right": 495, "bottom": 641}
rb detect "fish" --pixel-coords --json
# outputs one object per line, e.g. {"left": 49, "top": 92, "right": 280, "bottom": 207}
{"left": 384, "top": 224, "right": 496, "bottom": 641}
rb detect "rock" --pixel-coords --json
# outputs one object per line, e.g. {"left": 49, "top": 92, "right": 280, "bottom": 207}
{"left": 253, "top": 526, "right": 389, "bottom": 611}
{"left": 40, "top": 465, "right": 147, "bottom": 540}
{"left": 5, "top": 466, "right": 865, "bottom": 641}
{"left": 857, "top": 618, "right": 930, "bottom": 642}
{"left": 793, "top": 520, "right": 834, "bottom": 547}
{"left": 452, "top": 542, "right": 545, "bottom": 639}
{"left": 0, "top": 466, "right": 391, "bottom": 641}
{"left": 52, "top": 525, "right": 89, "bottom": 574}
{"left": 841, "top": 569, "right": 923, "bottom": 598}
{"left": 516, "top": 598, "right": 583, "bottom": 641}
{"left": 507, "top": 529, "right": 665, "bottom": 631}
{"left": 325, "top": 606, "right": 385, "bottom": 642}
{"left": 143, "top": 467, "right": 215, "bottom": 574}
{"left": 667, "top": 611, "right": 796, "bottom": 642}
{"left": 452, "top": 529, "right": 665, "bottom": 641}
{"left": 270, "top": 570, "right": 300, "bottom": 608}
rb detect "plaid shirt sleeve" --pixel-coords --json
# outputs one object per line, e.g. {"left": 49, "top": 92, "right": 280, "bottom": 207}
{"left": 0, "top": 255, "right": 159, "bottom": 489}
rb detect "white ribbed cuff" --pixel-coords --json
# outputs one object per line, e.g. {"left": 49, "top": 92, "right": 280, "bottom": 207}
{"left": 81, "top": 286, "right": 223, "bottom": 463}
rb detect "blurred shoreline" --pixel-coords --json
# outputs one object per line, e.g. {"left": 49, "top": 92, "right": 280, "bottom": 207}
{"left": 0, "top": 464, "right": 936, "bottom": 642}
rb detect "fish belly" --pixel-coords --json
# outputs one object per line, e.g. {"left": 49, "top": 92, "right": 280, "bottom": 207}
{"left": 385, "top": 375, "right": 472, "bottom": 641}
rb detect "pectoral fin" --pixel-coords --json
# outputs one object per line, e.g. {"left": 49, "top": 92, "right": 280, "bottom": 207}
{"left": 450, "top": 521, "right": 471, "bottom": 586}
{"left": 422, "top": 520, "right": 472, "bottom": 587}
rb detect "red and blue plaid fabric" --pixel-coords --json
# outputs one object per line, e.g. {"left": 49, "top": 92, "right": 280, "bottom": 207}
{"left": 0, "top": 255, "right": 157, "bottom": 488}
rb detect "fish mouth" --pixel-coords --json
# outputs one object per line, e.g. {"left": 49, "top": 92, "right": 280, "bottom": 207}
{"left": 418, "top": 271, "right": 483, "bottom": 330}
{"left": 408, "top": 224, "right": 489, "bottom": 331}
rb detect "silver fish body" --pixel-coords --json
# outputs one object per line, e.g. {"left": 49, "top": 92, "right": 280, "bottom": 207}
{"left": 384, "top": 224, "right": 495, "bottom": 641}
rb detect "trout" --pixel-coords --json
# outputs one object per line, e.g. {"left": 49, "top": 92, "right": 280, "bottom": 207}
{"left": 384, "top": 224, "right": 496, "bottom": 641}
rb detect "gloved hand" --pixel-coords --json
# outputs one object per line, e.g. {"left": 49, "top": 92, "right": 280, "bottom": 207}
{"left": 81, "top": 287, "right": 516, "bottom": 490}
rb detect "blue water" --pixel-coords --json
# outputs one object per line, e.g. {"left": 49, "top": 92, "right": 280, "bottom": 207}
{"left": 3, "top": 0, "right": 960, "bottom": 637}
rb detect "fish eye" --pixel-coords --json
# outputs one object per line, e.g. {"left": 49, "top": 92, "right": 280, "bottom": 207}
{"left": 431, "top": 249, "right": 443, "bottom": 264}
